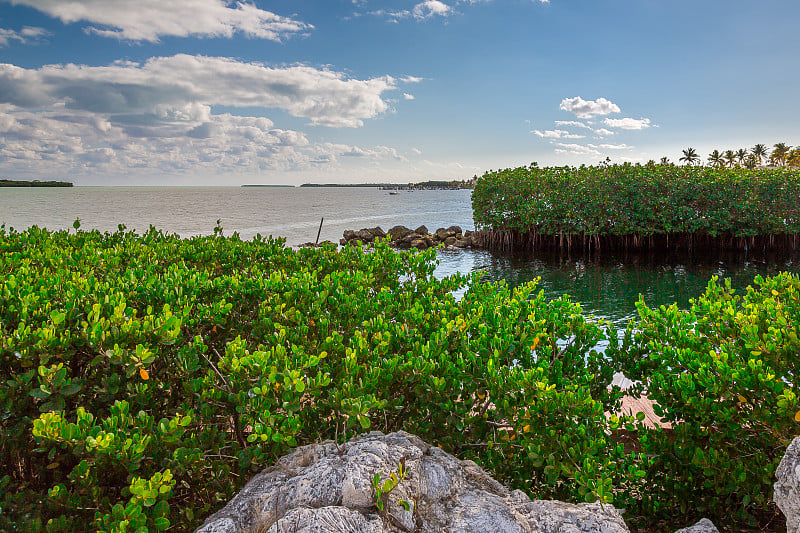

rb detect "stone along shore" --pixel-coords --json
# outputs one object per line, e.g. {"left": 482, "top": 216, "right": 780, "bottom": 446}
{"left": 339, "top": 225, "right": 483, "bottom": 250}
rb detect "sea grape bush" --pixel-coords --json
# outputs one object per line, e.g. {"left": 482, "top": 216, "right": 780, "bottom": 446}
{"left": 613, "top": 272, "right": 800, "bottom": 527}
{"left": 472, "top": 163, "right": 800, "bottom": 251}
{"left": 1, "top": 223, "right": 795, "bottom": 531}
{"left": 0, "top": 224, "right": 632, "bottom": 532}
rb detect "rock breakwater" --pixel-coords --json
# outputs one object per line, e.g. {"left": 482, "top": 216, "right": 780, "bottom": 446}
{"left": 340, "top": 225, "right": 484, "bottom": 250}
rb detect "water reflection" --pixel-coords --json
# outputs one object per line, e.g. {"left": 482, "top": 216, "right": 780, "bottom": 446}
{"left": 435, "top": 248, "right": 800, "bottom": 327}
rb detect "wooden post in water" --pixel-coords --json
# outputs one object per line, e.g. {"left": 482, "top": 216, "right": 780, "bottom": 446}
{"left": 315, "top": 217, "right": 324, "bottom": 245}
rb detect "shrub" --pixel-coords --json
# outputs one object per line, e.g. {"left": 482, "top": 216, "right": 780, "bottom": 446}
{"left": 0, "top": 224, "right": 627, "bottom": 532}
{"left": 614, "top": 272, "right": 800, "bottom": 527}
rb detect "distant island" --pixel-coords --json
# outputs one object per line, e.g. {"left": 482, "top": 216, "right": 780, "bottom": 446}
{"left": 301, "top": 177, "right": 477, "bottom": 190}
{"left": 1, "top": 179, "right": 73, "bottom": 187}
{"left": 241, "top": 184, "right": 294, "bottom": 187}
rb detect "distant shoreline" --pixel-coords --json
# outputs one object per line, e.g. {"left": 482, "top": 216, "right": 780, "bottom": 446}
{"left": 1, "top": 179, "right": 73, "bottom": 187}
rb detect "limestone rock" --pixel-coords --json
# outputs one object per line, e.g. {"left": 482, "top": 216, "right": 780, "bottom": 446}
{"left": 775, "top": 436, "right": 800, "bottom": 533}
{"left": 673, "top": 518, "right": 719, "bottom": 532}
{"left": 196, "top": 431, "right": 629, "bottom": 533}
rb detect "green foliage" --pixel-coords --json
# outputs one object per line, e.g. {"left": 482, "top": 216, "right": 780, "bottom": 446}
{"left": 612, "top": 272, "right": 800, "bottom": 527}
{"left": 372, "top": 458, "right": 410, "bottom": 513}
{"left": 472, "top": 163, "right": 800, "bottom": 243}
{"left": 2, "top": 222, "right": 794, "bottom": 531}
{"left": 0, "top": 224, "right": 625, "bottom": 531}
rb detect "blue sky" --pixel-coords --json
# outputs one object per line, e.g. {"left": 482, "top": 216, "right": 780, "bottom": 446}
{"left": 0, "top": 0, "right": 798, "bottom": 185}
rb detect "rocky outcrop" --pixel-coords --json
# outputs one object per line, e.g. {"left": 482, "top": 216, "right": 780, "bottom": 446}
{"left": 775, "top": 436, "right": 800, "bottom": 533}
{"left": 673, "top": 518, "right": 719, "bottom": 533}
{"left": 341, "top": 226, "right": 482, "bottom": 250}
{"left": 195, "top": 431, "right": 629, "bottom": 533}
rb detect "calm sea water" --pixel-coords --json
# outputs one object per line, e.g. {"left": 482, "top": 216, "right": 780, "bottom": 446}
{"left": 2, "top": 186, "right": 798, "bottom": 327}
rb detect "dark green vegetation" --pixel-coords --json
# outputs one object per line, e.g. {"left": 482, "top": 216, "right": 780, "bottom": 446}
{"left": 0, "top": 179, "right": 73, "bottom": 187}
{"left": 1, "top": 224, "right": 797, "bottom": 531}
{"left": 472, "top": 163, "right": 800, "bottom": 253}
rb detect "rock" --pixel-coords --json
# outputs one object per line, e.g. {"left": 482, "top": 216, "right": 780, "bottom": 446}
{"left": 387, "top": 225, "right": 414, "bottom": 240}
{"left": 368, "top": 227, "right": 386, "bottom": 239}
{"left": 453, "top": 238, "right": 470, "bottom": 248}
{"left": 446, "top": 225, "right": 462, "bottom": 235}
{"left": 343, "top": 230, "right": 357, "bottom": 241}
{"left": 339, "top": 238, "right": 348, "bottom": 246}
{"left": 434, "top": 227, "right": 449, "bottom": 239}
{"left": 444, "top": 236, "right": 457, "bottom": 246}
{"left": 399, "top": 232, "right": 420, "bottom": 244}
{"left": 775, "top": 436, "right": 800, "bottom": 532}
{"left": 410, "top": 239, "right": 428, "bottom": 250}
{"left": 415, "top": 225, "right": 429, "bottom": 235}
{"left": 196, "top": 431, "right": 629, "bottom": 533}
{"left": 673, "top": 518, "right": 719, "bottom": 532}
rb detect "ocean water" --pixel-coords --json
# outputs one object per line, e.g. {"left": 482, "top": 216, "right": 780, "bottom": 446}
{"left": 2, "top": 186, "right": 797, "bottom": 327}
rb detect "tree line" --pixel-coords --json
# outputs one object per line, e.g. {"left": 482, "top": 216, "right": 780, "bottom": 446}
{"left": 661, "top": 143, "right": 800, "bottom": 168}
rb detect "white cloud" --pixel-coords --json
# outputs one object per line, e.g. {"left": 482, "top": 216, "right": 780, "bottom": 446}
{"left": 596, "top": 143, "right": 632, "bottom": 150}
{"left": 411, "top": 147, "right": 422, "bottom": 155}
{"left": 403, "top": 93, "right": 415, "bottom": 100}
{"left": 603, "top": 117, "right": 652, "bottom": 130}
{"left": 0, "top": 55, "right": 396, "bottom": 128}
{"left": 559, "top": 96, "right": 620, "bottom": 119}
{"left": 0, "top": 26, "right": 49, "bottom": 46}
{"left": 5, "top": 0, "right": 311, "bottom": 42}
{"left": 412, "top": 0, "right": 452, "bottom": 19}
{"left": 532, "top": 129, "right": 584, "bottom": 139}
{"left": 593, "top": 128, "right": 615, "bottom": 136}
{"left": 0, "top": 55, "right": 411, "bottom": 178}
{"left": 0, "top": 104, "right": 404, "bottom": 177}
{"left": 555, "top": 143, "right": 600, "bottom": 156}
{"left": 554, "top": 120, "right": 591, "bottom": 129}
{"left": 369, "top": 1, "right": 452, "bottom": 22}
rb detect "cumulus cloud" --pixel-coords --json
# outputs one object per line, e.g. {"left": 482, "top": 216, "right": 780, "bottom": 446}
{"left": 596, "top": 143, "right": 632, "bottom": 150}
{"left": 554, "top": 120, "right": 591, "bottom": 129}
{"left": 0, "top": 55, "right": 411, "bottom": 177}
{"left": 559, "top": 96, "right": 620, "bottom": 119}
{"left": 369, "top": 1, "right": 452, "bottom": 22}
{"left": 0, "top": 26, "right": 49, "bottom": 46}
{"left": 603, "top": 117, "right": 652, "bottom": 130}
{"left": 412, "top": 0, "right": 452, "bottom": 19}
{"left": 532, "top": 129, "right": 584, "bottom": 139}
{"left": 593, "top": 128, "right": 615, "bottom": 136}
{"left": 555, "top": 143, "right": 600, "bottom": 156}
{"left": 4, "top": 0, "right": 311, "bottom": 42}
{"left": 403, "top": 93, "right": 415, "bottom": 100}
{"left": 0, "top": 54, "right": 396, "bottom": 127}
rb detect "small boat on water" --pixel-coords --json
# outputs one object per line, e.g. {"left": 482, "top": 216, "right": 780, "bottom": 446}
{"left": 389, "top": 191, "right": 399, "bottom": 195}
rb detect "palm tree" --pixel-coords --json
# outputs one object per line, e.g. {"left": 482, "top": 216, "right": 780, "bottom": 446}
{"left": 723, "top": 150, "right": 737, "bottom": 168}
{"left": 771, "top": 143, "right": 790, "bottom": 166}
{"left": 736, "top": 148, "right": 748, "bottom": 166}
{"left": 679, "top": 147, "right": 700, "bottom": 165}
{"left": 751, "top": 144, "right": 768, "bottom": 166}
{"left": 788, "top": 148, "right": 800, "bottom": 168}
{"left": 707, "top": 150, "right": 724, "bottom": 167}
{"left": 659, "top": 157, "right": 670, "bottom": 166}
{"left": 744, "top": 154, "right": 757, "bottom": 170}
